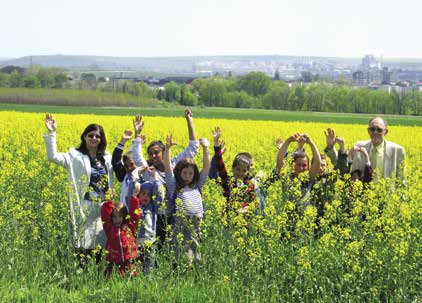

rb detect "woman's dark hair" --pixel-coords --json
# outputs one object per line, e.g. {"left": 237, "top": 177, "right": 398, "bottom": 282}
{"left": 147, "top": 141, "right": 166, "bottom": 155}
{"left": 173, "top": 158, "right": 200, "bottom": 190}
{"left": 77, "top": 124, "right": 107, "bottom": 156}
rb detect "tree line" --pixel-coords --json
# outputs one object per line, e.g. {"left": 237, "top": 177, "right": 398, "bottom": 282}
{"left": 1, "top": 65, "right": 421, "bottom": 115}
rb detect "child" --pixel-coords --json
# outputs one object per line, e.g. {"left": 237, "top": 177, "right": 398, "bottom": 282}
{"left": 212, "top": 127, "right": 263, "bottom": 215}
{"left": 163, "top": 134, "right": 210, "bottom": 263}
{"left": 131, "top": 110, "right": 200, "bottom": 247}
{"left": 133, "top": 177, "right": 162, "bottom": 275}
{"left": 101, "top": 198, "right": 141, "bottom": 277}
{"left": 111, "top": 122, "right": 146, "bottom": 209}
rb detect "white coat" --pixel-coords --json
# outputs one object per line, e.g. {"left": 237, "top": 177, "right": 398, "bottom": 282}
{"left": 44, "top": 132, "right": 114, "bottom": 249}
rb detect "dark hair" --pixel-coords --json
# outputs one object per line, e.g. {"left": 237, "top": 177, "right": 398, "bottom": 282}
{"left": 293, "top": 151, "right": 309, "bottom": 163}
{"left": 351, "top": 169, "right": 363, "bottom": 180}
{"left": 77, "top": 124, "right": 107, "bottom": 156}
{"left": 147, "top": 141, "right": 166, "bottom": 155}
{"left": 173, "top": 158, "right": 200, "bottom": 190}
{"left": 232, "top": 152, "right": 253, "bottom": 168}
{"left": 123, "top": 151, "right": 133, "bottom": 167}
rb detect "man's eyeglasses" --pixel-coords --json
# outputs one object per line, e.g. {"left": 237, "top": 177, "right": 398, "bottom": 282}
{"left": 87, "top": 133, "right": 101, "bottom": 139}
{"left": 368, "top": 127, "right": 384, "bottom": 133}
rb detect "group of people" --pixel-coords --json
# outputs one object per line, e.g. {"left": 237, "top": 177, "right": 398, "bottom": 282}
{"left": 43, "top": 111, "right": 405, "bottom": 277}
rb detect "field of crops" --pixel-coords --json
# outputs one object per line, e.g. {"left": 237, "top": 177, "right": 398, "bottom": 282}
{"left": 0, "top": 110, "right": 420, "bottom": 302}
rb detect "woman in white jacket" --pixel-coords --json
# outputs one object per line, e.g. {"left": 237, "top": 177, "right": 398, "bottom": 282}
{"left": 43, "top": 113, "right": 114, "bottom": 261}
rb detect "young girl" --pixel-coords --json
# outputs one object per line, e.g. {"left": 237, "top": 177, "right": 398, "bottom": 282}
{"left": 163, "top": 134, "right": 210, "bottom": 263}
{"left": 101, "top": 198, "right": 141, "bottom": 277}
{"left": 131, "top": 110, "right": 199, "bottom": 247}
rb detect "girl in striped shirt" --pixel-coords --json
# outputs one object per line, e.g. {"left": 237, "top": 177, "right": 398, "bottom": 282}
{"left": 163, "top": 134, "right": 210, "bottom": 263}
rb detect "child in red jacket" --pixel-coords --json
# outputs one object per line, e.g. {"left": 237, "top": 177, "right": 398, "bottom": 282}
{"left": 101, "top": 198, "right": 141, "bottom": 277}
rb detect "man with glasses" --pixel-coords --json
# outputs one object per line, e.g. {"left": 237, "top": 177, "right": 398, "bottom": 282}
{"left": 351, "top": 117, "right": 405, "bottom": 181}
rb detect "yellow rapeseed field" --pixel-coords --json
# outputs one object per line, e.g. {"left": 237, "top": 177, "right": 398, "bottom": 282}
{"left": 0, "top": 110, "right": 420, "bottom": 301}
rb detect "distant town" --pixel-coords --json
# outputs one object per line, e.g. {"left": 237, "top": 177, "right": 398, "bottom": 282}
{"left": 2, "top": 54, "right": 422, "bottom": 93}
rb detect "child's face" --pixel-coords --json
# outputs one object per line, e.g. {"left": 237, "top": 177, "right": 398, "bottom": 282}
{"left": 232, "top": 163, "right": 249, "bottom": 180}
{"left": 124, "top": 158, "right": 137, "bottom": 173}
{"left": 181, "top": 166, "right": 195, "bottom": 185}
{"left": 294, "top": 157, "right": 309, "bottom": 176}
{"left": 139, "top": 189, "right": 151, "bottom": 204}
{"left": 111, "top": 209, "right": 124, "bottom": 227}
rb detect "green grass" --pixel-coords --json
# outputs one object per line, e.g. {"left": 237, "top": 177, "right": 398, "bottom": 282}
{"left": 2, "top": 103, "right": 422, "bottom": 126}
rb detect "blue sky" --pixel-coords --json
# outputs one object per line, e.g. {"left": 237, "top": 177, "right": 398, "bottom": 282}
{"left": 2, "top": 0, "right": 421, "bottom": 59}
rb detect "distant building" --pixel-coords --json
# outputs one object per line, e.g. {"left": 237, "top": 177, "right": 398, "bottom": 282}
{"left": 353, "top": 70, "right": 380, "bottom": 86}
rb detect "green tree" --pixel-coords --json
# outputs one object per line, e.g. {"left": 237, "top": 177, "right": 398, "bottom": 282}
{"left": 0, "top": 73, "right": 11, "bottom": 87}
{"left": 9, "top": 70, "right": 24, "bottom": 87}
{"left": 237, "top": 71, "right": 271, "bottom": 97}
{"left": 23, "top": 75, "right": 41, "bottom": 88}
{"left": 164, "top": 81, "right": 181, "bottom": 102}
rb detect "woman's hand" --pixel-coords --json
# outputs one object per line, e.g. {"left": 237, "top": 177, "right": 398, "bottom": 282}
{"left": 45, "top": 113, "right": 57, "bottom": 133}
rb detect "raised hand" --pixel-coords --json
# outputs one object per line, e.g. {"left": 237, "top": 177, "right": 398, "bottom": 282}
{"left": 301, "top": 133, "right": 311, "bottom": 144}
{"left": 185, "top": 108, "right": 193, "bottom": 121}
{"left": 298, "top": 135, "right": 307, "bottom": 149}
{"left": 212, "top": 126, "right": 222, "bottom": 147}
{"left": 324, "top": 128, "right": 336, "bottom": 149}
{"left": 45, "top": 113, "right": 57, "bottom": 133}
{"left": 165, "top": 134, "right": 177, "bottom": 149}
{"left": 133, "top": 114, "right": 144, "bottom": 135}
{"left": 122, "top": 130, "right": 133, "bottom": 141}
{"left": 288, "top": 133, "right": 301, "bottom": 142}
{"left": 199, "top": 138, "right": 209, "bottom": 148}
{"left": 276, "top": 138, "right": 283, "bottom": 150}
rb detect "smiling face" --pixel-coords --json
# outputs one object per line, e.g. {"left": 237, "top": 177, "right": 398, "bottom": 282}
{"left": 147, "top": 145, "right": 164, "bottom": 166}
{"left": 84, "top": 129, "right": 101, "bottom": 150}
{"left": 368, "top": 118, "right": 388, "bottom": 146}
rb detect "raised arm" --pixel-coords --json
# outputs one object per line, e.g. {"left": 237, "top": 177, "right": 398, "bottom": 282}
{"left": 43, "top": 113, "right": 69, "bottom": 168}
{"left": 324, "top": 128, "right": 338, "bottom": 166}
{"left": 185, "top": 108, "right": 197, "bottom": 141}
{"left": 276, "top": 133, "right": 300, "bottom": 172}
{"left": 199, "top": 138, "right": 210, "bottom": 176}
{"left": 334, "top": 136, "right": 349, "bottom": 175}
{"left": 171, "top": 109, "right": 199, "bottom": 165}
{"left": 132, "top": 115, "right": 148, "bottom": 167}
{"left": 303, "top": 134, "right": 321, "bottom": 178}
{"left": 112, "top": 130, "right": 133, "bottom": 182}
{"left": 163, "top": 134, "right": 176, "bottom": 173}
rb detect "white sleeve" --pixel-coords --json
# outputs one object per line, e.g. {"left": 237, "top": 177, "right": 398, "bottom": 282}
{"left": 43, "top": 132, "right": 70, "bottom": 169}
{"left": 131, "top": 138, "right": 148, "bottom": 167}
{"left": 171, "top": 140, "right": 200, "bottom": 166}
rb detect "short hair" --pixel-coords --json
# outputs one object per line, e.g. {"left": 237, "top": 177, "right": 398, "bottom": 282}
{"left": 232, "top": 152, "right": 253, "bottom": 168}
{"left": 173, "top": 158, "right": 200, "bottom": 189}
{"left": 369, "top": 117, "right": 388, "bottom": 128}
{"left": 293, "top": 151, "right": 309, "bottom": 163}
